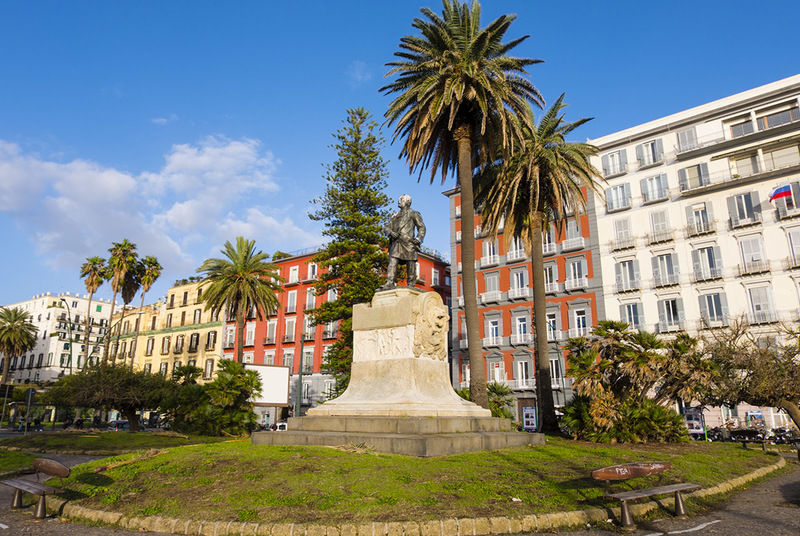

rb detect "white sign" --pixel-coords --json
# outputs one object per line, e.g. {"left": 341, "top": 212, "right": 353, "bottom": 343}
{"left": 244, "top": 364, "right": 291, "bottom": 406}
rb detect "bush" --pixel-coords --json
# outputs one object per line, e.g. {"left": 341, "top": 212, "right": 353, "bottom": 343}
{"left": 562, "top": 395, "right": 688, "bottom": 443}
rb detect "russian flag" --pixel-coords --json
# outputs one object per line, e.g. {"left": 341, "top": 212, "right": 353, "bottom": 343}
{"left": 769, "top": 184, "right": 792, "bottom": 202}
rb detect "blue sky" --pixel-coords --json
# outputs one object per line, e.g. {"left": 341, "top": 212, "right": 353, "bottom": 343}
{"left": 1, "top": 1, "right": 799, "bottom": 306}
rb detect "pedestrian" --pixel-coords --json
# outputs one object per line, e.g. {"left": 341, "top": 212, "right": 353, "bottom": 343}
{"left": 33, "top": 417, "right": 42, "bottom": 432}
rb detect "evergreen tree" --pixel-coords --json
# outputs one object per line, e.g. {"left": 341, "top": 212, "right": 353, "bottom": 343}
{"left": 308, "top": 107, "right": 391, "bottom": 394}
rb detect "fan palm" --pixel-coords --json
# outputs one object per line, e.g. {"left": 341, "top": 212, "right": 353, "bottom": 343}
{"left": 104, "top": 239, "right": 138, "bottom": 363}
{"left": 476, "top": 95, "right": 602, "bottom": 431}
{"left": 382, "top": 0, "right": 543, "bottom": 408}
{"left": 80, "top": 256, "right": 106, "bottom": 368}
{"left": 0, "top": 307, "right": 38, "bottom": 385}
{"left": 196, "top": 237, "right": 283, "bottom": 364}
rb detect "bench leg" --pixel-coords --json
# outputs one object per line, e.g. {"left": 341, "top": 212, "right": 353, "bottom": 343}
{"left": 34, "top": 495, "right": 47, "bottom": 519}
{"left": 11, "top": 489, "right": 23, "bottom": 509}
{"left": 674, "top": 490, "right": 688, "bottom": 518}
{"left": 620, "top": 499, "right": 636, "bottom": 530}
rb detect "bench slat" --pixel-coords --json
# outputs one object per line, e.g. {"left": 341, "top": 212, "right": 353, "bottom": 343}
{"left": 591, "top": 462, "right": 671, "bottom": 481}
{"left": 33, "top": 458, "right": 70, "bottom": 479}
{"left": 607, "top": 482, "right": 701, "bottom": 501}
{"left": 1, "top": 478, "right": 58, "bottom": 496}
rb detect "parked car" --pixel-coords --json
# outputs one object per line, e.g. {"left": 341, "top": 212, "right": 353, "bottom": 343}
{"left": 108, "top": 420, "right": 149, "bottom": 432}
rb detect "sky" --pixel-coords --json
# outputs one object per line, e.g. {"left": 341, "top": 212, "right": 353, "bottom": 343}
{"left": 1, "top": 0, "right": 799, "bottom": 307}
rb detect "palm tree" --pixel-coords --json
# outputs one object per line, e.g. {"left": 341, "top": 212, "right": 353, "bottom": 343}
{"left": 196, "top": 237, "right": 283, "bottom": 364}
{"left": 0, "top": 307, "right": 38, "bottom": 385}
{"left": 113, "top": 265, "right": 142, "bottom": 366}
{"left": 80, "top": 256, "right": 106, "bottom": 368}
{"left": 130, "top": 256, "right": 162, "bottom": 369}
{"left": 476, "top": 95, "right": 602, "bottom": 432}
{"left": 382, "top": 0, "right": 543, "bottom": 409}
{"left": 104, "top": 239, "right": 138, "bottom": 363}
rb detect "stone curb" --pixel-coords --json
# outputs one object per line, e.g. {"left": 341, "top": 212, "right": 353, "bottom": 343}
{"left": 46, "top": 456, "right": 787, "bottom": 536}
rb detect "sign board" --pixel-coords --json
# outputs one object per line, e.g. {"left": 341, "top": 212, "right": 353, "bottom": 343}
{"left": 24, "top": 388, "right": 36, "bottom": 405}
{"left": 746, "top": 410, "right": 765, "bottom": 428}
{"left": 683, "top": 406, "right": 705, "bottom": 434}
{"left": 244, "top": 364, "right": 291, "bottom": 407}
{"left": 522, "top": 406, "right": 537, "bottom": 432}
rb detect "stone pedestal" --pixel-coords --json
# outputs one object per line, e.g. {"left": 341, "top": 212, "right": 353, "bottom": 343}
{"left": 251, "top": 289, "right": 543, "bottom": 456}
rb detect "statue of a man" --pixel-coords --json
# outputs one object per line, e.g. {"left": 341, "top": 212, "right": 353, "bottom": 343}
{"left": 382, "top": 194, "right": 426, "bottom": 290}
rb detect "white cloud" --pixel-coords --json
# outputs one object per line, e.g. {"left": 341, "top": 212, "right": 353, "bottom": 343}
{"left": 151, "top": 113, "right": 178, "bottom": 125}
{"left": 346, "top": 60, "right": 372, "bottom": 88}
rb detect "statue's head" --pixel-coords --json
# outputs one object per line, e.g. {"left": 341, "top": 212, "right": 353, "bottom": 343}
{"left": 398, "top": 194, "right": 412, "bottom": 208}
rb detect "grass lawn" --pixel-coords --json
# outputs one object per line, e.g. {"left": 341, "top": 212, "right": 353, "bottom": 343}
{"left": 0, "top": 450, "right": 36, "bottom": 475}
{"left": 45, "top": 437, "right": 780, "bottom": 525}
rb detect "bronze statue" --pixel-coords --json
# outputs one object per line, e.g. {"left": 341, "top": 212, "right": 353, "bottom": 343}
{"left": 382, "top": 194, "right": 426, "bottom": 290}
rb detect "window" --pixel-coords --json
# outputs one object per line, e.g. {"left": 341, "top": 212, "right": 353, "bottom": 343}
{"left": 739, "top": 236, "right": 767, "bottom": 274}
{"left": 482, "top": 239, "right": 499, "bottom": 266}
{"left": 640, "top": 174, "right": 668, "bottom": 203}
{"left": 620, "top": 302, "right": 643, "bottom": 330}
{"left": 302, "top": 349, "right": 313, "bottom": 373}
{"left": 168, "top": 294, "right": 175, "bottom": 308}
{"left": 143, "top": 363, "right": 152, "bottom": 374}
{"left": 193, "top": 309, "right": 201, "bottom": 324}
{"left": 507, "top": 236, "right": 525, "bottom": 261}
{"left": 788, "top": 229, "right": 800, "bottom": 267}
{"left": 286, "top": 291, "right": 297, "bottom": 313}
{"left": 601, "top": 150, "right": 627, "bottom": 177}
{"left": 563, "top": 220, "right": 584, "bottom": 250}
{"left": 636, "top": 139, "right": 663, "bottom": 167}
{"left": 764, "top": 145, "right": 800, "bottom": 171}
{"left": 572, "top": 309, "right": 588, "bottom": 337}
{"left": 243, "top": 352, "right": 254, "bottom": 364}
{"left": 677, "top": 128, "right": 697, "bottom": 152}
{"left": 733, "top": 154, "right": 759, "bottom": 177}
{"left": 615, "top": 259, "right": 640, "bottom": 292}
{"left": 204, "top": 359, "right": 214, "bottom": 379}
{"left": 174, "top": 335, "right": 184, "bottom": 353}
{"left": 266, "top": 320, "right": 277, "bottom": 344}
{"left": 657, "top": 298, "right": 684, "bottom": 332}
{"left": 699, "top": 293, "right": 729, "bottom": 326}
{"left": 145, "top": 337, "right": 154, "bottom": 356}
{"left": 611, "top": 218, "right": 633, "bottom": 250}
{"left": 189, "top": 333, "right": 199, "bottom": 353}
{"left": 166, "top": 313, "right": 172, "bottom": 328}
{"left": 224, "top": 326, "right": 235, "bottom": 347}
{"left": 565, "top": 258, "right": 588, "bottom": 290}
{"left": 757, "top": 105, "right": 800, "bottom": 130}
{"left": 678, "top": 163, "right": 710, "bottom": 191}
{"left": 728, "top": 192, "right": 762, "bottom": 227}
{"left": 543, "top": 264, "right": 558, "bottom": 293}
{"left": 289, "top": 266, "right": 299, "bottom": 283}
{"left": 196, "top": 287, "right": 203, "bottom": 303}
{"left": 686, "top": 202, "right": 714, "bottom": 235}
{"left": 776, "top": 182, "right": 800, "bottom": 218}
{"left": 748, "top": 286, "right": 776, "bottom": 324}
{"left": 730, "top": 119, "right": 754, "bottom": 138}
{"left": 516, "top": 360, "right": 532, "bottom": 387}
{"left": 605, "top": 183, "right": 631, "bottom": 212}
{"left": 482, "top": 273, "right": 500, "bottom": 302}
{"left": 489, "top": 361, "right": 505, "bottom": 383}
{"left": 284, "top": 318, "right": 295, "bottom": 342}
{"left": 307, "top": 262, "right": 318, "bottom": 280}
{"left": 692, "top": 246, "right": 723, "bottom": 281}
{"left": 509, "top": 269, "right": 529, "bottom": 298}
{"left": 324, "top": 321, "right": 338, "bottom": 338}
{"left": 245, "top": 322, "right": 255, "bottom": 346}
{"left": 206, "top": 330, "right": 217, "bottom": 350}
{"left": 151, "top": 316, "right": 157, "bottom": 330}
{"left": 546, "top": 312, "right": 558, "bottom": 341}
{"left": 303, "top": 317, "right": 314, "bottom": 340}
{"left": 432, "top": 268, "right": 440, "bottom": 286}
{"left": 542, "top": 225, "right": 556, "bottom": 254}
{"left": 180, "top": 311, "right": 186, "bottom": 326}
{"left": 649, "top": 210, "right": 671, "bottom": 240}
{"left": 161, "top": 336, "right": 170, "bottom": 355}
{"left": 264, "top": 351, "right": 275, "bottom": 365}
{"left": 484, "top": 318, "right": 501, "bottom": 346}
{"left": 160, "top": 362, "right": 169, "bottom": 376}
{"left": 652, "top": 253, "right": 679, "bottom": 287}
{"left": 550, "top": 358, "right": 564, "bottom": 389}
{"left": 283, "top": 351, "right": 294, "bottom": 372}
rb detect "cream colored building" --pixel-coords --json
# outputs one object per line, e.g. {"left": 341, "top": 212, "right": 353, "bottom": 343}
{"left": 111, "top": 280, "right": 223, "bottom": 382}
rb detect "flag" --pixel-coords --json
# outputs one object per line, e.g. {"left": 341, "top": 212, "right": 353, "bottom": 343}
{"left": 769, "top": 184, "right": 792, "bottom": 202}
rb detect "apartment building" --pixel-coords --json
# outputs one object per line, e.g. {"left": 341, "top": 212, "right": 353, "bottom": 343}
{"left": 112, "top": 280, "right": 224, "bottom": 382}
{"left": 444, "top": 187, "right": 604, "bottom": 418}
{"left": 221, "top": 247, "right": 451, "bottom": 421}
{"left": 0, "top": 292, "right": 113, "bottom": 384}
{"left": 590, "top": 74, "right": 800, "bottom": 428}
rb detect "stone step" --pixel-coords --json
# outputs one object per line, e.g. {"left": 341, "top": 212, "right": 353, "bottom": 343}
{"left": 287, "top": 415, "right": 513, "bottom": 434}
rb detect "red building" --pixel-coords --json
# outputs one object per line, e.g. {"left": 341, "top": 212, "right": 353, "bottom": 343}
{"left": 222, "top": 247, "right": 451, "bottom": 423}
{"left": 444, "top": 187, "right": 603, "bottom": 420}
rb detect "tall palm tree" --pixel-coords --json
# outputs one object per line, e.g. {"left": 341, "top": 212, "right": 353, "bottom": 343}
{"left": 104, "top": 239, "right": 138, "bottom": 363}
{"left": 80, "top": 256, "right": 106, "bottom": 368}
{"left": 130, "top": 256, "right": 162, "bottom": 369}
{"left": 382, "top": 0, "right": 543, "bottom": 409}
{"left": 113, "top": 265, "right": 142, "bottom": 366}
{"left": 0, "top": 307, "right": 38, "bottom": 385}
{"left": 196, "top": 237, "right": 283, "bottom": 364}
{"left": 476, "top": 95, "right": 602, "bottom": 432}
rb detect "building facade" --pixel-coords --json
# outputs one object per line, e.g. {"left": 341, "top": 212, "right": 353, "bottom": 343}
{"left": 221, "top": 247, "right": 451, "bottom": 423}
{"left": 590, "top": 74, "right": 800, "bottom": 428}
{"left": 0, "top": 292, "right": 114, "bottom": 384}
{"left": 444, "top": 187, "right": 604, "bottom": 419}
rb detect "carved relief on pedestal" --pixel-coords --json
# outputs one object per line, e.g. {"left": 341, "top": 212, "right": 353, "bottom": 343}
{"left": 354, "top": 325, "right": 413, "bottom": 361}
{"left": 412, "top": 292, "right": 448, "bottom": 361}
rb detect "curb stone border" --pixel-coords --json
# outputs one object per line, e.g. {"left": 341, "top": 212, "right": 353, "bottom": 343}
{"left": 45, "top": 456, "right": 787, "bottom": 536}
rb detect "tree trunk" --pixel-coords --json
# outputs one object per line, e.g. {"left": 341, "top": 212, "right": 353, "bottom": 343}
{"left": 122, "top": 407, "right": 140, "bottom": 432}
{"left": 236, "top": 307, "right": 245, "bottom": 364}
{"left": 114, "top": 306, "right": 128, "bottom": 366}
{"left": 778, "top": 399, "right": 800, "bottom": 432}
{"left": 1, "top": 354, "right": 12, "bottom": 386}
{"left": 131, "top": 292, "right": 147, "bottom": 371}
{"left": 103, "top": 292, "right": 118, "bottom": 364}
{"left": 456, "top": 125, "right": 489, "bottom": 410}
{"left": 84, "top": 291, "right": 94, "bottom": 370}
{"left": 530, "top": 212, "right": 559, "bottom": 433}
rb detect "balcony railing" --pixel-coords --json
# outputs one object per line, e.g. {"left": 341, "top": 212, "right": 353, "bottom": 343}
{"left": 507, "top": 379, "right": 535, "bottom": 390}
{"left": 564, "top": 277, "right": 588, "bottom": 291}
{"left": 459, "top": 338, "right": 468, "bottom": 349}
{"left": 647, "top": 229, "right": 674, "bottom": 245}
{"left": 542, "top": 242, "right": 557, "bottom": 256}
{"left": 222, "top": 341, "right": 234, "bottom": 349}
{"left": 263, "top": 336, "right": 275, "bottom": 345}
{"left": 480, "top": 291, "right": 503, "bottom": 304}
{"left": 653, "top": 272, "right": 680, "bottom": 288}
{"left": 730, "top": 211, "right": 762, "bottom": 229}
{"left": 610, "top": 236, "right": 635, "bottom": 251}
{"left": 544, "top": 282, "right": 560, "bottom": 294}
{"left": 561, "top": 237, "right": 585, "bottom": 251}
{"left": 285, "top": 304, "right": 296, "bottom": 314}
{"left": 738, "top": 259, "right": 770, "bottom": 276}
{"left": 747, "top": 311, "right": 778, "bottom": 325}
{"left": 692, "top": 267, "right": 724, "bottom": 283}
{"left": 603, "top": 163, "right": 628, "bottom": 178}
{"left": 686, "top": 220, "right": 716, "bottom": 237}
{"left": 616, "top": 278, "right": 641, "bottom": 293}
{"left": 454, "top": 205, "right": 461, "bottom": 218}
{"left": 510, "top": 333, "right": 533, "bottom": 345}
{"left": 303, "top": 331, "right": 315, "bottom": 341}
{"left": 508, "top": 287, "right": 532, "bottom": 300}
{"left": 283, "top": 335, "right": 295, "bottom": 343}
{"left": 568, "top": 327, "right": 590, "bottom": 338}
{"left": 323, "top": 330, "right": 338, "bottom": 339}
{"left": 606, "top": 196, "right": 632, "bottom": 212}
{"left": 657, "top": 320, "right": 685, "bottom": 333}
{"left": 642, "top": 188, "right": 670, "bottom": 204}
{"left": 547, "top": 329, "right": 562, "bottom": 342}
{"left": 698, "top": 316, "right": 731, "bottom": 330}
{"left": 480, "top": 255, "right": 500, "bottom": 268}
{"left": 786, "top": 256, "right": 800, "bottom": 270}
{"left": 482, "top": 336, "right": 503, "bottom": 347}
{"left": 506, "top": 249, "right": 526, "bottom": 262}
{"left": 777, "top": 205, "right": 800, "bottom": 220}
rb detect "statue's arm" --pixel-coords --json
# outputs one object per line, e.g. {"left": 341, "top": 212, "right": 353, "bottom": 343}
{"left": 415, "top": 212, "right": 426, "bottom": 243}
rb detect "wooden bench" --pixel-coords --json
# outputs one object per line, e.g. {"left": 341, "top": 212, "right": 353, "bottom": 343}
{"left": 591, "top": 461, "right": 700, "bottom": 530}
{"left": 1, "top": 458, "right": 70, "bottom": 519}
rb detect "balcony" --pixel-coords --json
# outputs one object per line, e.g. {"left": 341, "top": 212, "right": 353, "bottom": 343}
{"left": 638, "top": 152, "right": 664, "bottom": 169}
{"left": 692, "top": 267, "right": 724, "bottom": 283}
{"left": 303, "top": 331, "right": 315, "bottom": 341}
{"left": 459, "top": 338, "right": 468, "bottom": 349}
{"left": 173, "top": 345, "right": 184, "bottom": 355}
{"left": 738, "top": 259, "right": 770, "bottom": 276}
{"left": 786, "top": 256, "right": 800, "bottom": 270}
{"left": 606, "top": 196, "right": 632, "bottom": 213}
{"left": 647, "top": 229, "right": 674, "bottom": 245}
{"left": 686, "top": 220, "right": 716, "bottom": 237}
{"left": 777, "top": 205, "right": 800, "bottom": 220}
{"left": 544, "top": 282, "right": 560, "bottom": 294}
{"left": 547, "top": 330, "right": 563, "bottom": 342}
{"left": 455, "top": 231, "right": 462, "bottom": 243}
{"left": 653, "top": 272, "right": 680, "bottom": 288}
{"left": 616, "top": 278, "right": 641, "bottom": 293}
{"left": 506, "top": 248, "right": 527, "bottom": 262}
{"left": 730, "top": 211, "right": 762, "bottom": 229}
{"left": 263, "top": 336, "right": 275, "bottom": 345}
{"left": 480, "top": 291, "right": 503, "bottom": 304}
{"left": 610, "top": 236, "right": 635, "bottom": 251}
{"left": 482, "top": 336, "right": 503, "bottom": 347}
{"left": 323, "top": 330, "right": 338, "bottom": 339}
{"left": 285, "top": 304, "right": 296, "bottom": 314}
{"left": 506, "top": 379, "right": 535, "bottom": 390}
{"left": 508, "top": 287, "right": 532, "bottom": 300}
{"left": 698, "top": 316, "right": 730, "bottom": 330}
{"left": 510, "top": 333, "right": 533, "bottom": 345}
{"left": 747, "top": 310, "right": 778, "bottom": 325}
{"left": 480, "top": 255, "right": 500, "bottom": 268}
{"left": 642, "top": 188, "right": 670, "bottom": 204}
{"left": 222, "top": 341, "right": 234, "bottom": 349}
{"left": 188, "top": 344, "right": 198, "bottom": 354}
{"left": 603, "top": 163, "right": 628, "bottom": 179}
{"left": 454, "top": 205, "right": 461, "bottom": 218}
{"left": 561, "top": 237, "right": 585, "bottom": 252}
{"left": 564, "top": 277, "right": 588, "bottom": 291}
{"left": 657, "top": 320, "right": 685, "bottom": 333}
{"left": 457, "top": 296, "right": 464, "bottom": 307}
{"left": 568, "top": 327, "right": 590, "bottom": 338}
{"left": 542, "top": 242, "right": 557, "bottom": 256}
{"left": 283, "top": 335, "right": 295, "bottom": 343}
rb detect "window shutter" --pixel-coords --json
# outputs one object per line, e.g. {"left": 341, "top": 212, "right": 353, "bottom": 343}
{"left": 720, "top": 293, "right": 729, "bottom": 317}
{"left": 657, "top": 300, "right": 666, "bottom": 324}
{"left": 619, "top": 304, "right": 627, "bottom": 324}
{"left": 685, "top": 205, "right": 695, "bottom": 226}
{"left": 699, "top": 163, "right": 709, "bottom": 185}
{"left": 726, "top": 196, "right": 737, "bottom": 221}
{"left": 706, "top": 202, "right": 714, "bottom": 222}
{"left": 636, "top": 143, "right": 644, "bottom": 165}
{"left": 698, "top": 295, "right": 708, "bottom": 320}
{"left": 712, "top": 246, "right": 723, "bottom": 269}
{"left": 633, "top": 260, "right": 640, "bottom": 281}
{"left": 651, "top": 256, "right": 661, "bottom": 280}
{"left": 615, "top": 262, "right": 622, "bottom": 285}
{"left": 691, "top": 249, "right": 701, "bottom": 273}
{"left": 602, "top": 155, "right": 610, "bottom": 176}
{"left": 640, "top": 178, "right": 648, "bottom": 198}
{"left": 670, "top": 253, "right": 679, "bottom": 275}
{"left": 659, "top": 173, "right": 668, "bottom": 189}
{"left": 751, "top": 191, "right": 762, "bottom": 214}
{"left": 635, "top": 305, "right": 645, "bottom": 329}
{"left": 791, "top": 182, "right": 800, "bottom": 205}
{"left": 678, "top": 168, "right": 687, "bottom": 190}
{"left": 655, "top": 139, "right": 664, "bottom": 159}
{"left": 624, "top": 182, "right": 631, "bottom": 203}
{"left": 619, "top": 149, "right": 628, "bottom": 169}
{"left": 676, "top": 298, "right": 685, "bottom": 321}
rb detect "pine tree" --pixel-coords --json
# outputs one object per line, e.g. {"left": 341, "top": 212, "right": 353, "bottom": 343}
{"left": 308, "top": 107, "right": 391, "bottom": 394}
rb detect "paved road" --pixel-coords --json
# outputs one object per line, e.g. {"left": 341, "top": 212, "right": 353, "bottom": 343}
{"left": 1, "top": 455, "right": 798, "bottom": 535}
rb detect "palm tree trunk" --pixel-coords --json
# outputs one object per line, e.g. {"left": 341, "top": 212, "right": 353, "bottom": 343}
{"left": 103, "top": 292, "right": 118, "bottom": 364}
{"left": 530, "top": 212, "right": 559, "bottom": 433}
{"left": 84, "top": 291, "right": 94, "bottom": 370}
{"left": 131, "top": 292, "right": 147, "bottom": 371}
{"left": 456, "top": 125, "right": 489, "bottom": 410}
{"left": 236, "top": 307, "right": 245, "bottom": 364}
{"left": 1, "top": 355, "right": 11, "bottom": 386}
{"left": 114, "top": 307, "right": 128, "bottom": 366}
